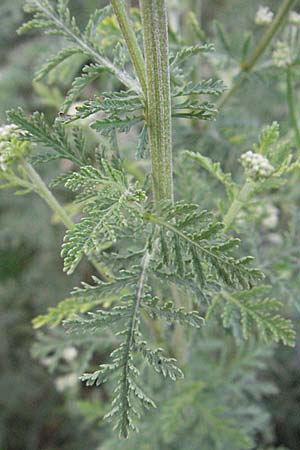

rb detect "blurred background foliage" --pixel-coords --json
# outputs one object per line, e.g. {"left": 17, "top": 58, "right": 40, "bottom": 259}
{"left": 1, "top": 0, "right": 300, "bottom": 449}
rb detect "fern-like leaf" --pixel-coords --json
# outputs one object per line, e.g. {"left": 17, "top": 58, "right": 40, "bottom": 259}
{"left": 91, "top": 115, "right": 144, "bottom": 136}
{"left": 61, "top": 164, "right": 146, "bottom": 274}
{"left": 145, "top": 202, "right": 264, "bottom": 290}
{"left": 170, "top": 43, "right": 215, "bottom": 66}
{"left": 184, "top": 150, "right": 235, "bottom": 196}
{"left": 142, "top": 296, "right": 204, "bottom": 328}
{"left": 34, "top": 46, "right": 80, "bottom": 81}
{"left": 71, "top": 90, "right": 142, "bottom": 121}
{"left": 62, "top": 64, "right": 108, "bottom": 112}
{"left": 7, "top": 108, "right": 89, "bottom": 165}
{"left": 19, "top": 0, "right": 139, "bottom": 91}
{"left": 173, "top": 79, "right": 226, "bottom": 97}
{"left": 207, "top": 286, "right": 295, "bottom": 346}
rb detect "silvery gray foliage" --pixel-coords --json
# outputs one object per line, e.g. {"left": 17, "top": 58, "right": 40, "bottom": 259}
{"left": 1, "top": 0, "right": 297, "bottom": 441}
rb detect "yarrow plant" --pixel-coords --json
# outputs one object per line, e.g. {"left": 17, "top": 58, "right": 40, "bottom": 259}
{"left": 1, "top": 0, "right": 300, "bottom": 444}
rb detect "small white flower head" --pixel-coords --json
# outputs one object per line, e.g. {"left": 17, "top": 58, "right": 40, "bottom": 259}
{"left": 0, "top": 140, "right": 11, "bottom": 172}
{"left": 255, "top": 6, "right": 274, "bottom": 26}
{"left": 0, "top": 123, "right": 30, "bottom": 171}
{"left": 267, "top": 232, "right": 283, "bottom": 244}
{"left": 0, "top": 124, "right": 19, "bottom": 141}
{"left": 256, "top": 202, "right": 279, "bottom": 229}
{"left": 0, "top": 154, "right": 7, "bottom": 171}
{"left": 62, "top": 346, "right": 78, "bottom": 362}
{"left": 272, "top": 41, "right": 293, "bottom": 68}
{"left": 262, "top": 203, "right": 279, "bottom": 229}
{"left": 240, "top": 150, "right": 274, "bottom": 180}
{"left": 289, "top": 11, "right": 300, "bottom": 25}
{"left": 40, "top": 356, "right": 54, "bottom": 367}
{"left": 55, "top": 373, "right": 78, "bottom": 392}
{"left": 236, "top": 210, "right": 246, "bottom": 227}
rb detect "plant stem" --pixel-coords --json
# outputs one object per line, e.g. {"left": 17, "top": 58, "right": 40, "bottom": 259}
{"left": 217, "top": 0, "right": 295, "bottom": 109}
{"left": 23, "top": 161, "right": 75, "bottom": 229}
{"left": 222, "top": 181, "right": 253, "bottom": 231}
{"left": 139, "top": 1, "right": 187, "bottom": 362}
{"left": 242, "top": 0, "right": 294, "bottom": 71}
{"left": 287, "top": 66, "right": 300, "bottom": 146}
{"left": 111, "top": 0, "right": 147, "bottom": 96}
{"left": 23, "top": 161, "right": 110, "bottom": 280}
{"left": 217, "top": 73, "right": 246, "bottom": 110}
{"left": 140, "top": 0, "right": 174, "bottom": 203}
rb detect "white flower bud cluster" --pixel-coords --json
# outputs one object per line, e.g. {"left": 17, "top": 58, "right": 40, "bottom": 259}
{"left": 40, "top": 346, "right": 78, "bottom": 368}
{"left": 0, "top": 124, "right": 19, "bottom": 140}
{"left": 255, "top": 6, "right": 274, "bottom": 26}
{"left": 272, "top": 41, "right": 292, "bottom": 68}
{"left": 62, "top": 346, "right": 78, "bottom": 362}
{"left": 0, "top": 152, "right": 7, "bottom": 171}
{"left": 255, "top": 203, "right": 279, "bottom": 230}
{"left": 267, "top": 232, "right": 283, "bottom": 245}
{"left": 55, "top": 373, "right": 78, "bottom": 392}
{"left": 289, "top": 11, "right": 300, "bottom": 25}
{"left": 240, "top": 150, "right": 274, "bottom": 180}
{"left": 0, "top": 123, "right": 28, "bottom": 171}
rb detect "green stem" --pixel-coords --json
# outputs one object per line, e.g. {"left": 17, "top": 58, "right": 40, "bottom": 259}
{"left": 24, "top": 161, "right": 74, "bottom": 229}
{"left": 242, "top": 0, "right": 294, "bottom": 72}
{"left": 23, "top": 161, "right": 110, "bottom": 280}
{"left": 217, "top": 74, "right": 246, "bottom": 110}
{"left": 287, "top": 66, "right": 300, "bottom": 146}
{"left": 111, "top": 0, "right": 147, "bottom": 96}
{"left": 223, "top": 181, "right": 253, "bottom": 231}
{"left": 217, "top": 0, "right": 295, "bottom": 109}
{"left": 140, "top": 0, "right": 174, "bottom": 203}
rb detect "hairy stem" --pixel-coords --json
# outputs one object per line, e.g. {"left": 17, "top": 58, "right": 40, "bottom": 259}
{"left": 223, "top": 182, "right": 253, "bottom": 231}
{"left": 23, "top": 161, "right": 110, "bottom": 280}
{"left": 111, "top": 0, "right": 147, "bottom": 96}
{"left": 217, "top": 0, "right": 295, "bottom": 109}
{"left": 287, "top": 66, "right": 300, "bottom": 146}
{"left": 140, "top": 0, "right": 174, "bottom": 203}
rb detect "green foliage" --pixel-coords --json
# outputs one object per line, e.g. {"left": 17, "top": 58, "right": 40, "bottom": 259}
{"left": 32, "top": 295, "right": 111, "bottom": 329}
{"left": 101, "top": 330, "right": 275, "bottom": 450}
{"left": 207, "top": 286, "right": 295, "bottom": 346}
{"left": 71, "top": 90, "right": 142, "bottom": 120}
{"left": 61, "top": 64, "right": 108, "bottom": 112}
{"left": 142, "top": 297, "right": 204, "bottom": 328}
{"left": 147, "top": 202, "right": 263, "bottom": 290}
{"left": 255, "top": 123, "right": 300, "bottom": 180}
{"left": 173, "top": 78, "right": 226, "bottom": 96}
{"left": 19, "top": 0, "right": 139, "bottom": 115}
{"left": 8, "top": 108, "right": 90, "bottom": 165}
{"left": 91, "top": 115, "right": 144, "bottom": 136}
{"left": 2, "top": 0, "right": 300, "bottom": 448}
{"left": 170, "top": 43, "right": 215, "bottom": 66}
{"left": 65, "top": 275, "right": 204, "bottom": 437}
{"left": 61, "top": 162, "right": 146, "bottom": 274}
{"left": 184, "top": 150, "right": 235, "bottom": 197}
